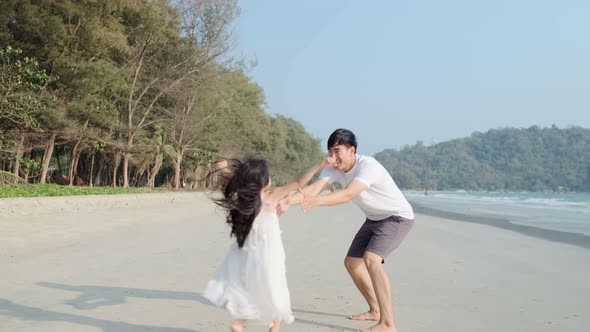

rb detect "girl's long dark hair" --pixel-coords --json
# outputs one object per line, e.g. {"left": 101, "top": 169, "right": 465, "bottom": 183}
{"left": 208, "top": 158, "right": 270, "bottom": 248}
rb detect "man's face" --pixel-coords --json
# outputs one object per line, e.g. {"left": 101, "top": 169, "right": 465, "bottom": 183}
{"left": 328, "top": 144, "right": 356, "bottom": 172}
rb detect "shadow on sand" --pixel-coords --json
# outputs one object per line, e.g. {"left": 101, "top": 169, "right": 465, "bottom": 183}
{"left": 35, "top": 281, "right": 358, "bottom": 331}
{"left": 0, "top": 298, "right": 198, "bottom": 332}
{"left": 38, "top": 282, "right": 209, "bottom": 310}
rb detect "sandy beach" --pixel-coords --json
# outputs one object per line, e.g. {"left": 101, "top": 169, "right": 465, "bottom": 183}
{"left": 1, "top": 192, "right": 588, "bottom": 332}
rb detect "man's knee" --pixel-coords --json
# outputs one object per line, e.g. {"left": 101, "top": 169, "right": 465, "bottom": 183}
{"left": 344, "top": 256, "right": 362, "bottom": 272}
{"left": 362, "top": 251, "right": 383, "bottom": 269}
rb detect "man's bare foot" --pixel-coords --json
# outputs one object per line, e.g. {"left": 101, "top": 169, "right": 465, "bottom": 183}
{"left": 359, "top": 322, "right": 396, "bottom": 332}
{"left": 348, "top": 310, "right": 380, "bottom": 321}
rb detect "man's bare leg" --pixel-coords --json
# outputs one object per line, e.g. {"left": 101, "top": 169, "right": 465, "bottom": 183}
{"left": 269, "top": 320, "right": 281, "bottom": 332}
{"left": 360, "top": 251, "right": 396, "bottom": 332}
{"left": 344, "top": 256, "right": 380, "bottom": 321}
{"left": 230, "top": 319, "right": 245, "bottom": 332}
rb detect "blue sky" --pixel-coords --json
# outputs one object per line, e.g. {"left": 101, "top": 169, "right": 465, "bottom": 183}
{"left": 232, "top": 0, "right": 590, "bottom": 155}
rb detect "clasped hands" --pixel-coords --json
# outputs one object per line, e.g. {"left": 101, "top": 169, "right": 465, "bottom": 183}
{"left": 276, "top": 156, "right": 336, "bottom": 216}
{"left": 276, "top": 185, "right": 316, "bottom": 216}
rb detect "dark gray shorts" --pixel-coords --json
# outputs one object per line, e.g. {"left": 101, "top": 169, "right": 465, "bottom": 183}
{"left": 346, "top": 215, "right": 414, "bottom": 262}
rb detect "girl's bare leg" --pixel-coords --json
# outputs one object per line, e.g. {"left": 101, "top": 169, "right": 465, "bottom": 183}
{"left": 269, "top": 320, "right": 281, "bottom": 332}
{"left": 231, "top": 319, "right": 245, "bottom": 332}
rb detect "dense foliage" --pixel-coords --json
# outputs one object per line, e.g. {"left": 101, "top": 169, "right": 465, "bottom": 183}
{"left": 0, "top": 0, "right": 323, "bottom": 189}
{"left": 375, "top": 126, "right": 590, "bottom": 192}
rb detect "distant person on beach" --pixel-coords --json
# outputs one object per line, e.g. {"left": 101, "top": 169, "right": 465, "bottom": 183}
{"left": 280, "top": 128, "right": 414, "bottom": 332}
{"left": 203, "top": 157, "right": 330, "bottom": 332}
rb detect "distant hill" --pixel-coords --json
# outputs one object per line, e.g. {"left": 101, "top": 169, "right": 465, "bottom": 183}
{"left": 374, "top": 126, "right": 590, "bottom": 191}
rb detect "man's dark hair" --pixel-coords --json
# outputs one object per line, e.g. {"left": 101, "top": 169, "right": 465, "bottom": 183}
{"left": 327, "top": 128, "right": 357, "bottom": 150}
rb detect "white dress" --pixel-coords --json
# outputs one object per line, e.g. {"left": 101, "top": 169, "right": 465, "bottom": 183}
{"left": 204, "top": 201, "right": 294, "bottom": 325}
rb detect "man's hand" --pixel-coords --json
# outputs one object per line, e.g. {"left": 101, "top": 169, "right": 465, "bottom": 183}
{"left": 277, "top": 196, "right": 290, "bottom": 216}
{"left": 301, "top": 196, "right": 319, "bottom": 212}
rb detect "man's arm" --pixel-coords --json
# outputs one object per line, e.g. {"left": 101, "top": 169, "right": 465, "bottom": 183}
{"left": 266, "top": 160, "right": 328, "bottom": 204}
{"left": 289, "top": 179, "right": 328, "bottom": 205}
{"left": 276, "top": 179, "right": 327, "bottom": 216}
{"left": 301, "top": 180, "right": 366, "bottom": 212}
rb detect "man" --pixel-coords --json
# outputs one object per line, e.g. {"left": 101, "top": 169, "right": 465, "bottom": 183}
{"left": 284, "top": 128, "right": 414, "bottom": 332}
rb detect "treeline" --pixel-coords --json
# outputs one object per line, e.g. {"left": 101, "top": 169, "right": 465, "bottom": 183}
{"left": 0, "top": 0, "right": 323, "bottom": 188}
{"left": 375, "top": 126, "right": 590, "bottom": 192}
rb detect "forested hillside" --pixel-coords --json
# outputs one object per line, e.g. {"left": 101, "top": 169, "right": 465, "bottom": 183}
{"left": 375, "top": 126, "right": 590, "bottom": 191}
{"left": 0, "top": 0, "right": 323, "bottom": 188}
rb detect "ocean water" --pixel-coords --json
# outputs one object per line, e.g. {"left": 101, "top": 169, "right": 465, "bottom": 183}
{"left": 404, "top": 191, "right": 590, "bottom": 236}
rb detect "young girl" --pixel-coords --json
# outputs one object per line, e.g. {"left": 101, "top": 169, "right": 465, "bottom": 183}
{"left": 203, "top": 157, "right": 329, "bottom": 332}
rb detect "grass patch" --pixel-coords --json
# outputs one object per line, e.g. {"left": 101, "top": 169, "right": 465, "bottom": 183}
{"left": 0, "top": 184, "right": 150, "bottom": 198}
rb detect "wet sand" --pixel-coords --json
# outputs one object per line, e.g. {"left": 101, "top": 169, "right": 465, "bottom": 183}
{"left": 410, "top": 201, "right": 590, "bottom": 250}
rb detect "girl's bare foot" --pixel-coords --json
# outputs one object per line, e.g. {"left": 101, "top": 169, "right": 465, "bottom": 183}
{"left": 269, "top": 320, "right": 281, "bottom": 332}
{"left": 231, "top": 320, "right": 245, "bottom": 332}
{"left": 349, "top": 310, "right": 380, "bottom": 321}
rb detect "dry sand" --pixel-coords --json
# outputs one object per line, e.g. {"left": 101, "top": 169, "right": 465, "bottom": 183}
{"left": 1, "top": 192, "right": 589, "bottom": 331}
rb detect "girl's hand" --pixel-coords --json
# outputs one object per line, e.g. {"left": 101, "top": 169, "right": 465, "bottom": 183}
{"left": 277, "top": 196, "right": 290, "bottom": 216}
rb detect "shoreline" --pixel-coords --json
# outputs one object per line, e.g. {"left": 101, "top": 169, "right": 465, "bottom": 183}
{"left": 2, "top": 192, "right": 588, "bottom": 250}
{"left": 409, "top": 200, "right": 590, "bottom": 250}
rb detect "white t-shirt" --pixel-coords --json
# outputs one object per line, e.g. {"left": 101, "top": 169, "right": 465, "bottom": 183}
{"left": 319, "top": 154, "right": 414, "bottom": 220}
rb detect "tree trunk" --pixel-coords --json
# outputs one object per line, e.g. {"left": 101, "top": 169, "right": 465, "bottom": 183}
{"left": 122, "top": 134, "right": 134, "bottom": 188}
{"left": 89, "top": 153, "right": 95, "bottom": 188}
{"left": 23, "top": 148, "right": 29, "bottom": 182}
{"left": 69, "top": 120, "right": 89, "bottom": 186}
{"left": 174, "top": 150, "right": 183, "bottom": 189}
{"left": 122, "top": 153, "right": 129, "bottom": 188}
{"left": 94, "top": 154, "right": 105, "bottom": 187}
{"left": 68, "top": 140, "right": 82, "bottom": 186}
{"left": 40, "top": 133, "right": 56, "bottom": 184}
{"left": 192, "top": 166, "right": 201, "bottom": 189}
{"left": 73, "top": 151, "right": 83, "bottom": 185}
{"left": 147, "top": 150, "right": 161, "bottom": 189}
{"left": 112, "top": 151, "right": 121, "bottom": 187}
{"left": 23, "top": 144, "right": 35, "bottom": 182}
{"left": 13, "top": 133, "right": 25, "bottom": 177}
{"left": 55, "top": 147, "right": 63, "bottom": 176}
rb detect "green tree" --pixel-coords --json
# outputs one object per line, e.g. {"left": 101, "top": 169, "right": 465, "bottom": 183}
{"left": 375, "top": 126, "right": 590, "bottom": 191}
{"left": 0, "top": 45, "right": 54, "bottom": 177}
